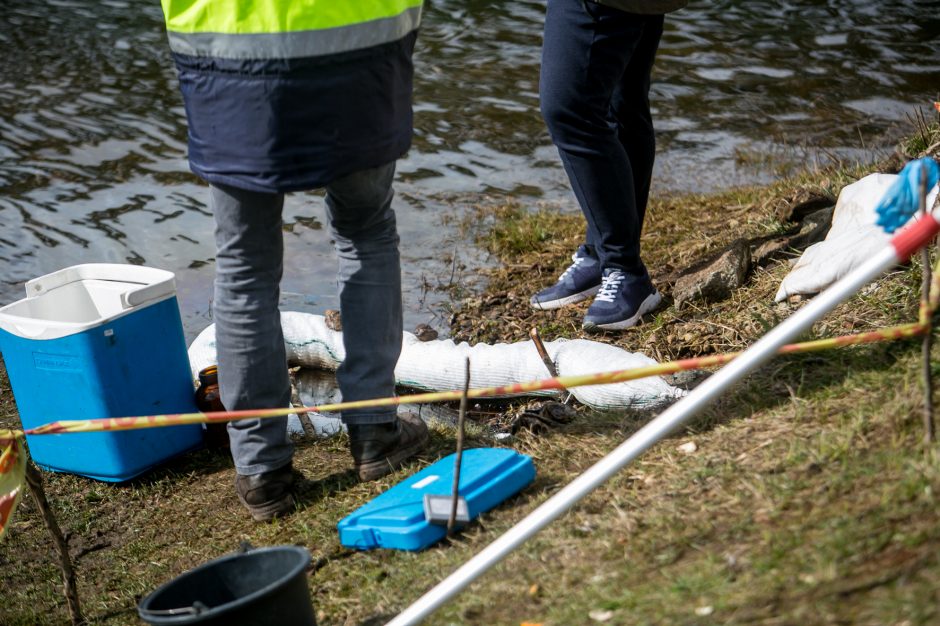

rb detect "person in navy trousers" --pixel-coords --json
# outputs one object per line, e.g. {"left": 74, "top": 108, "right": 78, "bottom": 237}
{"left": 532, "top": 0, "right": 687, "bottom": 330}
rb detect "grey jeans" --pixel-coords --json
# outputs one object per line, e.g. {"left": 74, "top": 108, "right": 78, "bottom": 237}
{"left": 211, "top": 162, "right": 403, "bottom": 476}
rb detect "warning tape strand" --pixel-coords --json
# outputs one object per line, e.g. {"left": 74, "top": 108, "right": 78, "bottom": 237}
{"left": 18, "top": 320, "right": 930, "bottom": 436}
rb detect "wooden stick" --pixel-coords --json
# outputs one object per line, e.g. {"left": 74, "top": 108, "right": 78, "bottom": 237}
{"left": 919, "top": 163, "right": 936, "bottom": 444}
{"left": 289, "top": 381, "right": 318, "bottom": 439}
{"left": 448, "top": 357, "right": 470, "bottom": 535}
{"left": 24, "top": 460, "right": 84, "bottom": 625}
{"left": 529, "top": 328, "right": 571, "bottom": 404}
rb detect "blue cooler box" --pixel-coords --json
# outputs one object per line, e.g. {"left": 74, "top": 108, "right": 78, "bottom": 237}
{"left": 338, "top": 448, "right": 536, "bottom": 551}
{"left": 0, "top": 264, "right": 203, "bottom": 481}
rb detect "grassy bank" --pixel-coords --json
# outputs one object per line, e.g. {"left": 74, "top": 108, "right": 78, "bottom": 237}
{"left": 2, "top": 133, "right": 940, "bottom": 624}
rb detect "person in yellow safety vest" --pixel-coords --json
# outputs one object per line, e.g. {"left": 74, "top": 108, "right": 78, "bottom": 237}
{"left": 160, "top": 0, "right": 430, "bottom": 522}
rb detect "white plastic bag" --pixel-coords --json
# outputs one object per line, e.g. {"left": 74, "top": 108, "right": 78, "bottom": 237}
{"left": 775, "top": 174, "right": 939, "bottom": 302}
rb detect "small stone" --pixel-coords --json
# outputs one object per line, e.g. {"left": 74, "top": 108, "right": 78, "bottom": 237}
{"left": 324, "top": 309, "right": 342, "bottom": 331}
{"left": 677, "top": 441, "right": 698, "bottom": 454}
{"left": 695, "top": 606, "right": 714, "bottom": 616}
{"left": 785, "top": 207, "right": 834, "bottom": 249}
{"left": 589, "top": 609, "right": 614, "bottom": 622}
{"left": 673, "top": 239, "right": 751, "bottom": 309}
{"left": 667, "top": 370, "right": 710, "bottom": 390}
{"left": 752, "top": 238, "right": 790, "bottom": 266}
{"left": 414, "top": 323, "right": 439, "bottom": 342}
{"left": 773, "top": 188, "right": 834, "bottom": 223}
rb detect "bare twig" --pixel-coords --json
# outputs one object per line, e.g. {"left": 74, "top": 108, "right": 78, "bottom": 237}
{"left": 448, "top": 241, "right": 460, "bottom": 288}
{"left": 24, "top": 460, "right": 84, "bottom": 625}
{"left": 448, "top": 357, "right": 470, "bottom": 535}
{"left": 919, "top": 163, "right": 935, "bottom": 443}
{"left": 289, "top": 380, "right": 317, "bottom": 438}
{"left": 923, "top": 140, "right": 940, "bottom": 158}
{"left": 529, "top": 327, "right": 571, "bottom": 404}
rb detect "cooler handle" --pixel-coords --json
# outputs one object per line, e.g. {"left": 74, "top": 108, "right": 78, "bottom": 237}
{"left": 25, "top": 264, "right": 177, "bottom": 308}
{"left": 121, "top": 282, "right": 175, "bottom": 309}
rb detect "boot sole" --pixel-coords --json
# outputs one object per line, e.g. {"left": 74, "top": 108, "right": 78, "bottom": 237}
{"left": 242, "top": 492, "right": 295, "bottom": 523}
{"left": 530, "top": 284, "right": 600, "bottom": 310}
{"left": 582, "top": 291, "right": 662, "bottom": 331}
{"left": 355, "top": 428, "right": 431, "bottom": 482}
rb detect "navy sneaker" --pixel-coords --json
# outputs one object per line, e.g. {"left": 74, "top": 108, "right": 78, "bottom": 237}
{"left": 530, "top": 245, "right": 603, "bottom": 310}
{"left": 582, "top": 268, "right": 662, "bottom": 331}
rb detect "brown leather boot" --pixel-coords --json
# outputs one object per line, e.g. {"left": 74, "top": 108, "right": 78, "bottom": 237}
{"left": 234, "top": 462, "right": 295, "bottom": 522}
{"left": 348, "top": 413, "right": 430, "bottom": 481}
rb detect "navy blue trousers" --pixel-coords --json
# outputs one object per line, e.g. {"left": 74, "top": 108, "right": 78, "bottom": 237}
{"left": 540, "top": 0, "right": 664, "bottom": 275}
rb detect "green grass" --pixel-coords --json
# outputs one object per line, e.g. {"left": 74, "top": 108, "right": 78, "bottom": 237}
{"left": 902, "top": 112, "right": 940, "bottom": 159}
{"left": 3, "top": 339, "right": 939, "bottom": 625}
{"left": 2, "top": 142, "right": 940, "bottom": 624}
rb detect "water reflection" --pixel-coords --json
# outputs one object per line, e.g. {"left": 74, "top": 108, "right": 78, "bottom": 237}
{"left": 1, "top": 0, "right": 938, "bottom": 339}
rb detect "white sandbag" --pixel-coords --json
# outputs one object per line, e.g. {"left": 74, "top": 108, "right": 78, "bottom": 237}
{"left": 775, "top": 173, "right": 939, "bottom": 302}
{"left": 188, "top": 312, "right": 685, "bottom": 412}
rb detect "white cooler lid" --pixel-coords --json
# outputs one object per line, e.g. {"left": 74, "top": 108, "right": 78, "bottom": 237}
{"left": 0, "top": 263, "right": 178, "bottom": 340}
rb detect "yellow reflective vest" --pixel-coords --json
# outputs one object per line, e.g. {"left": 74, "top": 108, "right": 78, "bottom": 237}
{"left": 162, "top": 0, "right": 423, "bottom": 58}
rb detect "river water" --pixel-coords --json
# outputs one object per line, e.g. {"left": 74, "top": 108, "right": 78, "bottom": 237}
{"left": 1, "top": 0, "right": 938, "bottom": 340}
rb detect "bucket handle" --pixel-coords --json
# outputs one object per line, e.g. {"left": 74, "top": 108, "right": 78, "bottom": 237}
{"left": 138, "top": 545, "right": 253, "bottom": 620}
{"left": 139, "top": 601, "right": 210, "bottom": 618}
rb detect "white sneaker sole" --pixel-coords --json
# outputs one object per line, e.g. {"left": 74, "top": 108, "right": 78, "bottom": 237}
{"left": 530, "top": 285, "right": 601, "bottom": 310}
{"left": 582, "top": 291, "right": 662, "bottom": 331}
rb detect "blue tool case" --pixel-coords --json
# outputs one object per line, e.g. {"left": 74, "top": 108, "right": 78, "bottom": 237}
{"left": 338, "top": 447, "right": 536, "bottom": 551}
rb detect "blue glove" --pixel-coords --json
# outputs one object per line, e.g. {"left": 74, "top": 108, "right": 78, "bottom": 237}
{"left": 875, "top": 157, "right": 940, "bottom": 233}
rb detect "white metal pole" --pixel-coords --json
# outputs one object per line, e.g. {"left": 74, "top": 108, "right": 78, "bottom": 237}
{"left": 388, "top": 227, "right": 924, "bottom": 626}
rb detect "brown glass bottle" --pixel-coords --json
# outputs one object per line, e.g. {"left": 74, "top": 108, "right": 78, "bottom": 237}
{"left": 195, "top": 365, "right": 230, "bottom": 449}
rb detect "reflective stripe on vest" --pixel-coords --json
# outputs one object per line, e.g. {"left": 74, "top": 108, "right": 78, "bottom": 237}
{"left": 162, "top": 0, "right": 423, "bottom": 59}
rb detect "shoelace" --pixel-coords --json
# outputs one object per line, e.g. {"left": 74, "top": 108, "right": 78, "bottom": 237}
{"left": 558, "top": 252, "right": 585, "bottom": 281}
{"left": 595, "top": 270, "right": 625, "bottom": 303}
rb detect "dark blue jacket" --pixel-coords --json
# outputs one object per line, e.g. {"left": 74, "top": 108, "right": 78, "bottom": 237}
{"left": 172, "top": 32, "right": 416, "bottom": 194}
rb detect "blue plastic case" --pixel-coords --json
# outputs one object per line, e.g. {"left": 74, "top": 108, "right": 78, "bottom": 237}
{"left": 338, "top": 447, "right": 536, "bottom": 551}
